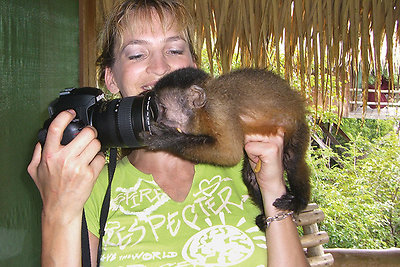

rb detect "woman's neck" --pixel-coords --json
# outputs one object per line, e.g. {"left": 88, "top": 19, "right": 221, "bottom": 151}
{"left": 127, "top": 149, "right": 194, "bottom": 173}
{"left": 127, "top": 149, "right": 195, "bottom": 202}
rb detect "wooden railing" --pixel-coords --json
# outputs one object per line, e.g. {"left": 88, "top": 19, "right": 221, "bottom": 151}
{"left": 345, "top": 88, "right": 400, "bottom": 119}
{"left": 296, "top": 203, "right": 334, "bottom": 266}
{"left": 325, "top": 248, "right": 400, "bottom": 267}
{"left": 297, "top": 204, "right": 400, "bottom": 266}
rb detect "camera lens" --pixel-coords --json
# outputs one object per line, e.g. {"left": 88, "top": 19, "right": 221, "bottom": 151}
{"left": 91, "top": 92, "right": 157, "bottom": 148}
{"left": 38, "top": 87, "right": 157, "bottom": 148}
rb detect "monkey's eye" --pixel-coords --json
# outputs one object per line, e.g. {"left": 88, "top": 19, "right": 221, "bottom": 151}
{"left": 158, "top": 103, "right": 167, "bottom": 114}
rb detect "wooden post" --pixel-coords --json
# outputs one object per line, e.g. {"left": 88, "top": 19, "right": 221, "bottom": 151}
{"left": 296, "top": 203, "right": 334, "bottom": 266}
{"left": 79, "top": 0, "right": 97, "bottom": 87}
{"left": 303, "top": 224, "right": 325, "bottom": 257}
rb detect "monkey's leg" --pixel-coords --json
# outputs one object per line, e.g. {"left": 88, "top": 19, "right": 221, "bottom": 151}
{"left": 273, "top": 124, "right": 310, "bottom": 213}
{"left": 273, "top": 162, "right": 309, "bottom": 213}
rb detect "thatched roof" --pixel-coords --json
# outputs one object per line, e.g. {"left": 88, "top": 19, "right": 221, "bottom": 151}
{"left": 90, "top": 0, "right": 400, "bottom": 117}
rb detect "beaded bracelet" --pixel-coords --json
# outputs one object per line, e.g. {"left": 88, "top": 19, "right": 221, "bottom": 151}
{"left": 265, "top": 211, "right": 295, "bottom": 228}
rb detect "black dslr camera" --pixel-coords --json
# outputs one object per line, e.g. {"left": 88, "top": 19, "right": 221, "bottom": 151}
{"left": 38, "top": 87, "right": 157, "bottom": 148}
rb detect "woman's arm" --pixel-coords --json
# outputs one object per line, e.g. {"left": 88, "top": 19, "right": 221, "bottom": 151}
{"left": 28, "top": 110, "right": 105, "bottom": 266}
{"left": 89, "top": 232, "right": 100, "bottom": 266}
{"left": 244, "top": 130, "right": 310, "bottom": 267}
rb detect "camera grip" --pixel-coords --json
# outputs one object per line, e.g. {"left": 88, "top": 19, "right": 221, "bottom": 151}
{"left": 38, "top": 121, "right": 86, "bottom": 147}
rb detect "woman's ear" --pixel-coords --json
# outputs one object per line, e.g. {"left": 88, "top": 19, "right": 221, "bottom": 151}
{"left": 105, "top": 67, "right": 120, "bottom": 94}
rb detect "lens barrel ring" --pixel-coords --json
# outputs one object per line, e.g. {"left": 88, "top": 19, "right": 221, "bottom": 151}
{"left": 117, "top": 97, "right": 138, "bottom": 147}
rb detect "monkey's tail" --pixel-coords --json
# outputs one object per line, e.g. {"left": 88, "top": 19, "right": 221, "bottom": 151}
{"left": 242, "top": 153, "right": 266, "bottom": 231}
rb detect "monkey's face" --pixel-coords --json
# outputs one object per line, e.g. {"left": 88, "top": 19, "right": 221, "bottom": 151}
{"left": 155, "top": 87, "right": 194, "bottom": 133}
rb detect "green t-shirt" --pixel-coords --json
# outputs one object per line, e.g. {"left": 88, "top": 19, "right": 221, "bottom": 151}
{"left": 85, "top": 157, "right": 267, "bottom": 266}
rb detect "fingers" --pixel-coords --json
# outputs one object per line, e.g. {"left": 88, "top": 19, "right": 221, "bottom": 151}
{"left": 66, "top": 126, "right": 104, "bottom": 180}
{"left": 90, "top": 153, "right": 106, "bottom": 179}
{"left": 77, "top": 135, "right": 102, "bottom": 165}
{"left": 245, "top": 134, "right": 284, "bottom": 162}
{"left": 43, "top": 110, "right": 77, "bottom": 154}
{"left": 66, "top": 126, "right": 99, "bottom": 157}
{"left": 36, "top": 110, "right": 103, "bottom": 181}
{"left": 27, "top": 110, "right": 105, "bottom": 221}
{"left": 244, "top": 130, "right": 285, "bottom": 175}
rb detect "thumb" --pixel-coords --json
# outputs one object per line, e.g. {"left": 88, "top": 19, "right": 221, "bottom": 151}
{"left": 27, "top": 142, "right": 42, "bottom": 181}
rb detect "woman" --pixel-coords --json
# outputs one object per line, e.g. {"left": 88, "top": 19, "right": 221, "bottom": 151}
{"left": 28, "top": 0, "right": 309, "bottom": 266}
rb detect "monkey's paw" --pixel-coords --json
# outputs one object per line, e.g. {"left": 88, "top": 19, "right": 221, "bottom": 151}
{"left": 272, "top": 193, "right": 295, "bottom": 211}
{"left": 273, "top": 193, "right": 308, "bottom": 214}
{"left": 140, "top": 123, "right": 183, "bottom": 150}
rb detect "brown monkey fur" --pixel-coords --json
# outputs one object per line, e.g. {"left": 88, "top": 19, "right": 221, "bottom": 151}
{"left": 142, "top": 67, "right": 310, "bottom": 231}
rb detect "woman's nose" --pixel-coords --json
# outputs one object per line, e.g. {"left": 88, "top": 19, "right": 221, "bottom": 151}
{"left": 146, "top": 54, "right": 171, "bottom": 76}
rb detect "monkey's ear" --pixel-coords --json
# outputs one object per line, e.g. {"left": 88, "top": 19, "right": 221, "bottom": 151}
{"left": 188, "top": 85, "right": 207, "bottom": 109}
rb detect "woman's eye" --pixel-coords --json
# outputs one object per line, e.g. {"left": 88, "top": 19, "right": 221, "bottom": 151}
{"left": 128, "top": 54, "right": 144, "bottom": 60}
{"left": 167, "top": 49, "right": 184, "bottom": 55}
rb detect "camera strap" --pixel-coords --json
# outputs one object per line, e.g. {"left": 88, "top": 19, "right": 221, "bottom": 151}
{"left": 96, "top": 147, "right": 117, "bottom": 266}
{"left": 81, "top": 210, "right": 91, "bottom": 267}
{"left": 80, "top": 148, "right": 117, "bottom": 266}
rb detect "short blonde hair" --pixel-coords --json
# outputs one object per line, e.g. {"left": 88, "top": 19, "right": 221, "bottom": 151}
{"left": 96, "top": 0, "right": 198, "bottom": 86}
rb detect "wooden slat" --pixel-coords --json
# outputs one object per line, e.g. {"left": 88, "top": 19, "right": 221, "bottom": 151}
{"left": 308, "top": 254, "right": 335, "bottom": 267}
{"left": 295, "top": 209, "right": 325, "bottom": 226}
{"left": 300, "top": 231, "right": 330, "bottom": 248}
{"left": 301, "top": 203, "right": 320, "bottom": 213}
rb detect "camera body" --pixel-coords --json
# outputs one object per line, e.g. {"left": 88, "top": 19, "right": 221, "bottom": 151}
{"left": 38, "top": 87, "right": 157, "bottom": 148}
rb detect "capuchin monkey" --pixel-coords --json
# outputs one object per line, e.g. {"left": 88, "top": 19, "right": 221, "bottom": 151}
{"left": 141, "top": 67, "right": 310, "bottom": 231}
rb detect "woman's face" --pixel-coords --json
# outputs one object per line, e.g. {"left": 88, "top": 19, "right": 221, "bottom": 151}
{"left": 105, "top": 13, "right": 197, "bottom": 97}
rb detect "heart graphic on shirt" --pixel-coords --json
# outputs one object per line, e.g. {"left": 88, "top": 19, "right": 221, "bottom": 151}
{"left": 197, "top": 175, "right": 224, "bottom": 197}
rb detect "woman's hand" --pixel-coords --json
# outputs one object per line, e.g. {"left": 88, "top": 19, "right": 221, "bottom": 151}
{"left": 245, "top": 129, "right": 310, "bottom": 267}
{"left": 28, "top": 110, "right": 105, "bottom": 265}
{"left": 244, "top": 129, "right": 287, "bottom": 216}
{"left": 28, "top": 109, "right": 105, "bottom": 222}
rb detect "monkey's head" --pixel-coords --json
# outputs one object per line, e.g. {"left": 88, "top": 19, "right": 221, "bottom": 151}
{"left": 153, "top": 84, "right": 207, "bottom": 133}
{"left": 152, "top": 68, "right": 209, "bottom": 133}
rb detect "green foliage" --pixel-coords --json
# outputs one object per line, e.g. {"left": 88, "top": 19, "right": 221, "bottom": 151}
{"left": 340, "top": 117, "right": 396, "bottom": 141}
{"left": 199, "top": 46, "right": 249, "bottom": 76}
{"left": 310, "top": 126, "right": 400, "bottom": 249}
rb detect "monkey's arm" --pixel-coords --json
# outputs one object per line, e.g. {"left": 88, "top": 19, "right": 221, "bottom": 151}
{"left": 141, "top": 122, "right": 243, "bottom": 166}
{"left": 141, "top": 122, "right": 215, "bottom": 158}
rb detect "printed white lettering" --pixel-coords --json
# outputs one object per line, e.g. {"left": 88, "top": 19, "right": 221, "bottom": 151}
{"left": 194, "top": 196, "right": 211, "bottom": 216}
{"left": 127, "top": 218, "right": 146, "bottom": 246}
{"left": 101, "top": 252, "right": 117, "bottom": 262}
{"left": 119, "top": 251, "right": 178, "bottom": 262}
{"left": 167, "top": 211, "right": 181, "bottom": 236}
{"left": 182, "top": 204, "right": 200, "bottom": 230}
{"left": 146, "top": 215, "right": 165, "bottom": 241}
{"left": 194, "top": 176, "right": 232, "bottom": 197}
{"left": 163, "top": 251, "right": 177, "bottom": 258}
{"left": 216, "top": 186, "right": 245, "bottom": 213}
{"left": 104, "top": 222, "right": 133, "bottom": 250}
